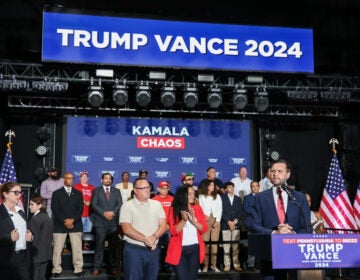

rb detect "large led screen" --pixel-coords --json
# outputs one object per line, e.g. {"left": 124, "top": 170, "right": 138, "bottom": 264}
{"left": 64, "top": 116, "right": 252, "bottom": 192}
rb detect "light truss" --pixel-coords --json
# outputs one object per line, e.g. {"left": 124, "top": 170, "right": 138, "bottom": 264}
{"left": 7, "top": 95, "right": 339, "bottom": 118}
{"left": 0, "top": 61, "right": 358, "bottom": 119}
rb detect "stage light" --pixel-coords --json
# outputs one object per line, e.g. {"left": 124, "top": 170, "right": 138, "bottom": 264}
{"left": 267, "top": 150, "right": 280, "bottom": 161}
{"left": 112, "top": 84, "right": 128, "bottom": 106}
{"left": 37, "top": 126, "right": 51, "bottom": 141}
{"left": 287, "top": 90, "right": 318, "bottom": 102}
{"left": 96, "top": 69, "right": 114, "bottom": 78}
{"left": 88, "top": 85, "right": 104, "bottom": 107}
{"left": 149, "top": 71, "right": 166, "bottom": 80}
{"left": 161, "top": 85, "right": 176, "bottom": 108}
{"left": 246, "top": 75, "right": 263, "bottom": 84}
{"left": 35, "top": 145, "right": 49, "bottom": 157}
{"left": 198, "top": 74, "right": 214, "bottom": 83}
{"left": 32, "top": 81, "right": 68, "bottom": 93}
{"left": 207, "top": 86, "right": 222, "bottom": 109}
{"left": 320, "top": 90, "right": 351, "bottom": 102}
{"left": 254, "top": 87, "right": 269, "bottom": 112}
{"left": 183, "top": 85, "right": 198, "bottom": 109}
{"left": 0, "top": 78, "right": 28, "bottom": 91}
{"left": 136, "top": 84, "right": 151, "bottom": 107}
{"left": 233, "top": 88, "right": 248, "bottom": 110}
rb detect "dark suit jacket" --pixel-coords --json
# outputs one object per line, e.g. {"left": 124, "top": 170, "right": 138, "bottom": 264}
{"left": 248, "top": 188, "right": 310, "bottom": 234}
{"left": 243, "top": 193, "right": 256, "bottom": 229}
{"left": 92, "top": 186, "right": 122, "bottom": 229}
{"left": 0, "top": 203, "right": 27, "bottom": 267}
{"left": 51, "top": 187, "right": 83, "bottom": 233}
{"left": 221, "top": 193, "right": 243, "bottom": 230}
{"left": 28, "top": 211, "right": 53, "bottom": 263}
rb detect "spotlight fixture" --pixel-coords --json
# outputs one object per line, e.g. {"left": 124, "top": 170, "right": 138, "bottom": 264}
{"left": 207, "top": 86, "right": 222, "bottom": 109}
{"left": 88, "top": 84, "right": 104, "bottom": 108}
{"left": 320, "top": 90, "right": 351, "bottom": 102}
{"left": 37, "top": 126, "right": 51, "bottom": 141}
{"left": 136, "top": 84, "right": 151, "bottom": 107}
{"left": 112, "top": 83, "right": 128, "bottom": 106}
{"left": 233, "top": 88, "right": 248, "bottom": 110}
{"left": 161, "top": 85, "right": 176, "bottom": 108}
{"left": 35, "top": 145, "right": 49, "bottom": 157}
{"left": 32, "top": 81, "right": 68, "bottom": 93}
{"left": 287, "top": 90, "right": 318, "bottom": 102}
{"left": 267, "top": 150, "right": 280, "bottom": 161}
{"left": 198, "top": 74, "right": 214, "bottom": 83}
{"left": 0, "top": 78, "right": 28, "bottom": 91}
{"left": 183, "top": 85, "right": 198, "bottom": 109}
{"left": 254, "top": 87, "right": 269, "bottom": 112}
{"left": 149, "top": 71, "right": 166, "bottom": 80}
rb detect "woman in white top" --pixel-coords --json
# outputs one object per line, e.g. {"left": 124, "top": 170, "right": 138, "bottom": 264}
{"left": 115, "top": 171, "right": 133, "bottom": 203}
{"left": 198, "top": 179, "right": 223, "bottom": 272}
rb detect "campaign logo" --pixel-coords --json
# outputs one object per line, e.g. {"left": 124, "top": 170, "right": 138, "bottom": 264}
{"left": 208, "top": 158, "right": 218, "bottom": 163}
{"left": 99, "top": 170, "right": 117, "bottom": 178}
{"left": 130, "top": 172, "right": 139, "bottom": 177}
{"left": 154, "top": 171, "right": 171, "bottom": 178}
{"left": 137, "top": 137, "right": 185, "bottom": 149}
{"left": 103, "top": 156, "right": 114, "bottom": 162}
{"left": 230, "top": 157, "right": 247, "bottom": 164}
{"left": 72, "top": 155, "right": 91, "bottom": 163}
{"left": 179, "top": 157, "right": 197, "bottom": 164}
{"left": 155, "top": 157, "right": 169, "bottom": 163}
{"left": 127, "top": 156, "right": 145, "bottom": 164}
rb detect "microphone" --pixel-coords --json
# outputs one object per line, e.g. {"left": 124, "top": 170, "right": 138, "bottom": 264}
{"left": 281, "top": 184, "right": 295, "bottom": 201}
{"left": 281, "top": 184, "right": 312, "bottom": 233}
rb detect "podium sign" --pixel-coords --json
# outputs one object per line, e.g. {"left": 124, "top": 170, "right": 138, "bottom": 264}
{"left": 272, "top": 234, "right": 360, "bottom": 269}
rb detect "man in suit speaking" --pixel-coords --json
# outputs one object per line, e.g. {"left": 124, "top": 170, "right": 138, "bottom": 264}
{"left": 247, "top": 159, "right": 311, "bottom": 279}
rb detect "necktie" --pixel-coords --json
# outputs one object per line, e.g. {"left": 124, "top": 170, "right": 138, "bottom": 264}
{"left": 105, "top": 188, "right": 110, "bottom": 201}
{"left": 66, "top": 188, "right": 71, "bottom": 196}
{"left": 277, "top": 187, "right": 285, "bottom": 224}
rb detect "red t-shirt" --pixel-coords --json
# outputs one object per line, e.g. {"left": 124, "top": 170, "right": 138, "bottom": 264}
{"left": 152, "top": 194, "right": 174, "bottom": 222}
{"left": 73, "top": 183, "right": 95, "bottom": 217}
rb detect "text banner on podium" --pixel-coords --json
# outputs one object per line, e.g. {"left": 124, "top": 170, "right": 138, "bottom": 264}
{"left": 42, "top": 10, "right": 314, "bottom": 73}
{"left": 272, "top": 234, "right": 360, "bottom": 269}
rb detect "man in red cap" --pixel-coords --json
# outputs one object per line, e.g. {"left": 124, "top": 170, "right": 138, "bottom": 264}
{"left": 181, "top": 172, "right": 199, "bottom": 199}
{"left": 152, "top": 181, "right": 174, "bottom": 273}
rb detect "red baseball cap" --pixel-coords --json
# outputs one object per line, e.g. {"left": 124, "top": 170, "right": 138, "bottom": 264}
{"left": 158, "top": 181, "right": 170, "bottom": 188}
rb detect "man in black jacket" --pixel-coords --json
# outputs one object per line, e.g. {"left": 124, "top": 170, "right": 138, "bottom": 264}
{"left": 51, "top": 172, "right": 84, "bottom": 277}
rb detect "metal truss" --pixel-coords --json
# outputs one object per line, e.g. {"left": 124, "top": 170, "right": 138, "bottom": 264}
{"left": 7, "top": 94, "right": 339, "bottom": 119}
{"left": 1, "top": 62, "right": 357, "bottom": 119}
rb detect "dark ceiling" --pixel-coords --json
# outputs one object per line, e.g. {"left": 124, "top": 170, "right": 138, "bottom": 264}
{"left": 1, "top": 0, "right": 360, "bottom": 76}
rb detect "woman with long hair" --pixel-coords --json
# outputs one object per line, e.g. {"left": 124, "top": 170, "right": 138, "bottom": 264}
{"left": 198, "top": 179, "right": 223, "bottom": 272}
{"left": 165, "top": 185, "right": 208, "bottom": 280}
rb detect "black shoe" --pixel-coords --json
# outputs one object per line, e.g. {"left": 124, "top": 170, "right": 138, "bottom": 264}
{"left": 74, "top": 271, "right": 86, "bottom": 277}
{"left": 52, "top": 273, "right": 61, "bottom": 278}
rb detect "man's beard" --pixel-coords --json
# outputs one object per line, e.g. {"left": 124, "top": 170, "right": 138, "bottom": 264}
{"left": 50, "top": 174, "right": 60, "bottom": 180}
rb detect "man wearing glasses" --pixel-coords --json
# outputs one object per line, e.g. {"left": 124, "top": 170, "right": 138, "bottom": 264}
{"left": 120, "top": 177, "right": 167, "bottom": 280}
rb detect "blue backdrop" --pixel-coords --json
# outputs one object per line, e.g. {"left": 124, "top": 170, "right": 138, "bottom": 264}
{"left": 64, "top": 116, "right": 252, "bottom": 193}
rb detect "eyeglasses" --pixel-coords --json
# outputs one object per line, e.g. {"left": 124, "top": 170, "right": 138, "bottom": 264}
{"left": 8, "top": 190, "right": 23, "bottom": 196}
{"left": 135, "top": 186, "right": 151, "bottom": 191}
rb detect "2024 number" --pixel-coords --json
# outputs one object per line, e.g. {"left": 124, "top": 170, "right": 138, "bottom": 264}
{"left": 245, "top": 40, "right": 303, "bottom": 58}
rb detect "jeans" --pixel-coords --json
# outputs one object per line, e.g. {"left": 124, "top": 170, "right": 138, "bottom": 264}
{"left": 82, "top": 216, "right": 93, "bottom": 233}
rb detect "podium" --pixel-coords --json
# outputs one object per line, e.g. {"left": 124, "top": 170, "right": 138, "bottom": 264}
{"left": 249, "top": 233, "right": 360, "bottom": 279}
